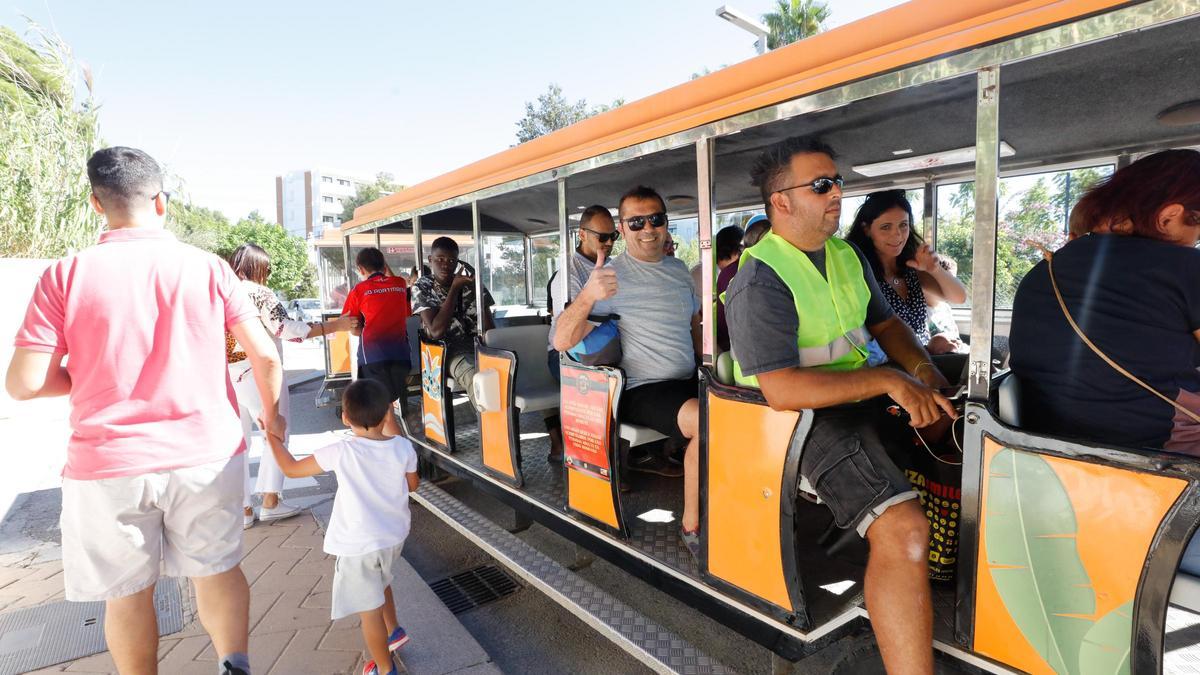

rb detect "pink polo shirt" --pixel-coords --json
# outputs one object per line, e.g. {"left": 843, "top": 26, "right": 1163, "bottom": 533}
{"left": 14, "top": 228, "right": 257, "bottom": 480}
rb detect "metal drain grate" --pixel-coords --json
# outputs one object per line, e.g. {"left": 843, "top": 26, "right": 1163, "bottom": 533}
{"left": 429, "top": 564, "right": 520, "bottom": 614}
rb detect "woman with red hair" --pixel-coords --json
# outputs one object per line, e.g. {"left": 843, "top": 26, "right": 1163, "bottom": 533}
{"left": 1009, "top": 149, "right": 1200, "bottom": 453}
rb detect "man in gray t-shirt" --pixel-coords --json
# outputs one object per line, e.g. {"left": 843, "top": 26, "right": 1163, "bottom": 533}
{"left": 552, "top": 186, "right": 702, "bottom": 560}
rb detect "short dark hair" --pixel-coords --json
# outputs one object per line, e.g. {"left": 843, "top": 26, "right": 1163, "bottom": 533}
{"left": 229, "top": 243, "right": 271, "bottom": 284}
{"left": 617, "top": 186, "right": 666, "bottom": 219}
{"left": 749, "top": 137, "right": 837, "bottom": 210}
{"left": 579, "top": 204, "right": 613, "bottom": 228}
{"left": 342, "top": 378, "right": 392, "bottom": 429}
{"left": 430, "top": 236, "right": 459, "bottom": 256}
{"left": 844, "top": 189, "right": 922, "bottom": 283}
{"left": 355, "top": 247, "right": 386, "bottom": 273}
{"left": 714, "top": 225, "right": 745, "bottom": 261}
{"left": 86, "top": 146, "right": 164, "bottom": 213}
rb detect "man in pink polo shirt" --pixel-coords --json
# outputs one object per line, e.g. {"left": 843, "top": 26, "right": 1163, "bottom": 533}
{"left": 6, "top": 147, "right": 281, "bottom": 675}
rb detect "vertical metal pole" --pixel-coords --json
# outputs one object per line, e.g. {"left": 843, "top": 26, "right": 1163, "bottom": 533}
{"left": 412, "top": 214, "right": 423, "bottom": 274}
{"left": 524, "top": 235, "right": 535, "bottom": 307}
{"left": 342, "top": 233, "right": 353, "bottom": 287}
{"left": 374, "top": 227, "right": 381, "bottom": 252}
{"left": 967, "top": 67, "right": 999, "bottom": 403}
{"left": 696, "top": 136, "right": 716, "bottom": 364}
{"left": 955, "top": 65, "right": 1001, "bottom": 648}
{"left": 556, "top": 179, "right": 570, "bottom": 306}
{"left": 923, "top": 180, "right": 936, "bottom": 248}
{"left": 472, "top": 201, "right": 484, "bottom": 338}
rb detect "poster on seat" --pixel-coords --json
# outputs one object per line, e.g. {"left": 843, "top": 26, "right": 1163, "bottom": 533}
{"left": 560, "top": 363, "right": 613, "bottom": 480}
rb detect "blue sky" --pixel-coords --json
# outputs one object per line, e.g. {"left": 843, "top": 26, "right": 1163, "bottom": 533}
{"left": 6, "top": 1, "right": 905, "bottom": 220}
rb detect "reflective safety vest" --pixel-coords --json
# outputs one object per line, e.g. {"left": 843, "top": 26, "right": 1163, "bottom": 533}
{"left": 730, "top": 233, "right": 871, "bottom": 388}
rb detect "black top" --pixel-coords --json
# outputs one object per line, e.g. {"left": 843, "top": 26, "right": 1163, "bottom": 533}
{"left": 1010, "top": 234, "right": 1200, "bottom": 452}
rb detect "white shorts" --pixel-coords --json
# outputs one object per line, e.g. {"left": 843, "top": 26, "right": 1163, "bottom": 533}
{"left": 60, "top": 455, "right": 244, "bottom": 602}
{"left": 331, "top": 543, "right": 403, "bottom": 620}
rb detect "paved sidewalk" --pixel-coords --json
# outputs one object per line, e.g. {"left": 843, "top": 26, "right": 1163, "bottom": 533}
{"left": 10, "top": 506, "right": 497, "bottom": 675}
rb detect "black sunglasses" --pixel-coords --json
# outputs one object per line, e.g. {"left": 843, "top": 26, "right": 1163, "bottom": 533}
{"left": 581, "top": 226, "right": 620, "bottom": 243}
{"left": 775, "top": 174, "right": 844, "bottom": 196}
{"left": 622, "top": 212, "right": 668, "bottom": 231}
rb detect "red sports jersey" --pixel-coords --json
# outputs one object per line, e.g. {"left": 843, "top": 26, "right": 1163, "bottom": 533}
{"left": 341, "top": 273, "right": 411, "bottom": 364}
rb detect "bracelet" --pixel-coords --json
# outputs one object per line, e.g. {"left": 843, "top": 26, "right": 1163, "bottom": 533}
{"left": 914, "top": 361, "right": 935, "bottom": 377}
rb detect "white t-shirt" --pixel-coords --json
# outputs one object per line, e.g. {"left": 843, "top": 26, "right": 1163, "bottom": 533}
{"left": 312, "top": 434, "right": 420, "bottom": 557}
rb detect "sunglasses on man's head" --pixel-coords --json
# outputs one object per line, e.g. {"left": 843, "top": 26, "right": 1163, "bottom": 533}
{"left": 621, "top": 212, "right": 668, "bottom": 231}
{"left": 774, "top": 174, "right": 844, "bottom": 196}
{"left": 581, "top": 226, "right": 620, "bottom": 243}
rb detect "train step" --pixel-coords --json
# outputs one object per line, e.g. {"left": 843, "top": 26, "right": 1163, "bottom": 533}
{"left": 411, "top": 482, "right": 733, "bottom": 675}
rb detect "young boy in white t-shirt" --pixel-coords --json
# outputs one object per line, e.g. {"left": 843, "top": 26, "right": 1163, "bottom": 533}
{"left": 267, "top": 379, "right": 419, "bottom": 675}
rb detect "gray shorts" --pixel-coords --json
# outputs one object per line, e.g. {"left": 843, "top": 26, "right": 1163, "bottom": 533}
{"left": 331, "top": 543, "right": 403, "bottom": 620}
{"left": 802, "top": 402, "right": 918, "bottom": 538}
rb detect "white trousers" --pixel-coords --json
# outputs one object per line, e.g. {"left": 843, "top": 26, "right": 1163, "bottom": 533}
{"left": 228, "top": 361, "right": 290, "bottom": 508}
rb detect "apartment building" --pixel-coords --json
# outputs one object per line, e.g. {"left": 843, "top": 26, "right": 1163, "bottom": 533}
{"left": 275, "top": 169, "right": 370, "bottom": 239}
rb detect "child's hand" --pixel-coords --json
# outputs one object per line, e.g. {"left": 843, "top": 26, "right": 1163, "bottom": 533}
{"left": 259, "top": 414, "right": 287, "bottom": 444}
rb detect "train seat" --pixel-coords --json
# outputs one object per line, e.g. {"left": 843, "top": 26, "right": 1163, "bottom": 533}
{"left": 995, "top": 371, "right": 1023, "bottom": 427}
{"left": 619, "top": 423, "right": 666, "bottom": 448}
{"left": 484, "top": 325, "right": 559, "bottom": 413}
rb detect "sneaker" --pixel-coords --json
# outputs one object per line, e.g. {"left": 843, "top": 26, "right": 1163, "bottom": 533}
{"left": 387, "top": 625, "right": 410, "bottom": 652}
{"left": 243, "top": 509, "right": 256, "bottom": 530}
{"left": 363, "top": 656, "right": 398, "bottom": 675}
{"left": 221, "top": 660, "right": 249, "bottom": 675}
{"left": 259, "top": 502, "right": 303, "bottom": 523}
{"left": 680, "top": 527, "right": 701, "bottom": 562}
{"left": 628, "top": 453, "right": 683, "bottom": 478}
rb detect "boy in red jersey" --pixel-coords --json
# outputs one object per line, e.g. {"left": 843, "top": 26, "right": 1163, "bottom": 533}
{"left": 342, "top": 247, "right": 412, "bottom": 436}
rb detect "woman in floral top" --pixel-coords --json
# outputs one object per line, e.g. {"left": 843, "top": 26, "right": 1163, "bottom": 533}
{"left": 845, "top": 190, "right": 968, "bottom": 380}
{"left": 227, "top": 244, "right": 356, "bottom": 528}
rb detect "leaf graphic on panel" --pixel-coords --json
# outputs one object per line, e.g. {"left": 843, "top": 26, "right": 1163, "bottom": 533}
{"left": 985, "top": 448, "right": 1095, "bottom": 675}
{"left": 1079, "top": 600, "right": 1132, "bottom": 675}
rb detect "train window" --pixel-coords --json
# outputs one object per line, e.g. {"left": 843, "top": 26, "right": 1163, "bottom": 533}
{"left": 993, "top": 165, "right": 1113, "bottom": 307}
{"left": 529, "top": 233, "right": 560, "bottom": 309}
{"left": 481, "top": 233, "right": 527, "bottom": 307}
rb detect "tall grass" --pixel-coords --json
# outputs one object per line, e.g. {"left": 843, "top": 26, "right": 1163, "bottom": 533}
{"left": 0, "top": 22, "right": 102, "bottom": 258}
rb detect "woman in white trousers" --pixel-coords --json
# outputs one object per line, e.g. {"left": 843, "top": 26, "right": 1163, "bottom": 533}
{"left": 227, "top": 244, "right": 355, "bottom": 527}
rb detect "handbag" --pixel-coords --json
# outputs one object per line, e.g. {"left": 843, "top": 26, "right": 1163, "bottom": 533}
{"left": 567, "top": 314, "right": 622, "bottom": 367}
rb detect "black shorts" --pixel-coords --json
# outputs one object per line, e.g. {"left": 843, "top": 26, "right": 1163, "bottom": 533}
{"left": 802, "top": 400, "right": 918, "bottom": 537}
{"left": 358, "top": 360, "right": 411, "bottom": 403}
{"left": 618, "top": 377, "right": 699, "bottom": 444}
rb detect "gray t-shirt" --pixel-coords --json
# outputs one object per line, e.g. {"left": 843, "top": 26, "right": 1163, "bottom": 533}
{"left": 724, "top": 242, "right": 893, "bottom": 376}
{"left": 608, "top": 253, "right": 699, "bottom": 388}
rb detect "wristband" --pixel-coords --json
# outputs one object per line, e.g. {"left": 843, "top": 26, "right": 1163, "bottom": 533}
{"left": 914, "top": 361, "right": 935, "bottom": 377}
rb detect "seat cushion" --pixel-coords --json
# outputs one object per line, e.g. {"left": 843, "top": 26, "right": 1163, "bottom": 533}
{"left": 514, "top": 385, "right": 559, "bottom": 413}
{"left": 619, "top": 423, "right": 666, "bottom": 447}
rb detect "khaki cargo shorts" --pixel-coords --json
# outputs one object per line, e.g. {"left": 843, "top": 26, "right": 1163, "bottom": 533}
{"left": 60, "top": 455, "right": 244, "bottom": 602}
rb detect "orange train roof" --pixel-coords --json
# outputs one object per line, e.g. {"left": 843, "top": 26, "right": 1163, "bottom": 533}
{"left": 345, "top": 0, "right": 1126, "bottom": 231}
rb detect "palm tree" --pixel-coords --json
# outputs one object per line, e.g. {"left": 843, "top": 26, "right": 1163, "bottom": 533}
{"left": 761, "top": 0, "right": 831, "bottom": 49}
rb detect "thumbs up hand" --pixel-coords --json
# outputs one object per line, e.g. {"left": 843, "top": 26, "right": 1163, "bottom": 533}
{"left": 581, "top": 250, "right": 618, "bottom": 303}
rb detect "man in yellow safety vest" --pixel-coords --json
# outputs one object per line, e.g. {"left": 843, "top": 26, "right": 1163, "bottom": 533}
{"left": 724, "top": 136, "right": 956, "bottom": 675}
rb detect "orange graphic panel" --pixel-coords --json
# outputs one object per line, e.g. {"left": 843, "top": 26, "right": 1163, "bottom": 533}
{"left": 327, "top": 330, "right": 352, "bottom": 376}
{"left": 478, "top": 353, "right": 516, "bottom": 480}
{"left": 974, "top": 438, "right": 1186, "bottom": 674}
{"left": 706, "top": 393, "right": 800, "bottom": 610}
{"left": 420, "top": 341, "right": 448, "bottom": 447}
{"left": 568, "top": 467, "right": 619, "bottom": 529}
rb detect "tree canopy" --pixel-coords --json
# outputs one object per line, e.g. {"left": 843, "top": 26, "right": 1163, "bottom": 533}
{"left": 514, "top": 83, "right": 624, "bottom": 144}
{"left": 216, "top": 211, "right": 317, "bottom": 299}
{"left": 762, "top": 0, "right": 830, "bottom": 49}
{"left": 340, "top": 172, "right": 403, "bottom": 222}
